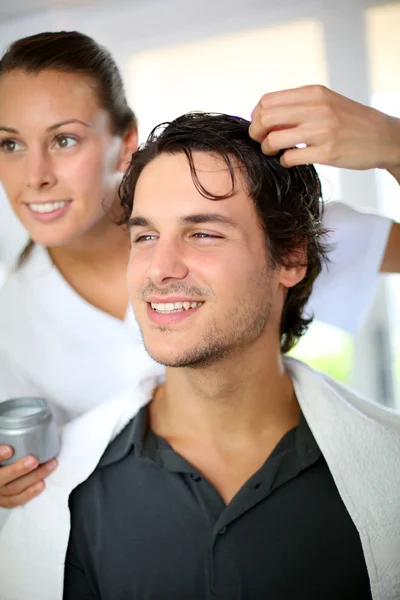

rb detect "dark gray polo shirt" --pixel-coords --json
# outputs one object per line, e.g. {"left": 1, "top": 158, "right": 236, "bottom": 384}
{"left": 64, "top": 405, "right": 372, "bottom": 600}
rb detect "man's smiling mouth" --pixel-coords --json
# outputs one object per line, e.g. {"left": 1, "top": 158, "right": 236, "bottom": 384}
{"left": 149, "top": 301, "right": 203, "bottom": 314}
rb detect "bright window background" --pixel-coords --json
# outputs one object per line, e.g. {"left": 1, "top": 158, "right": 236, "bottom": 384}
{"left": 366, "top": 2, "right": 400, "bottom": 400}
{"left": 127, "top": 17, "right": 353, "bottom": 385}
{"left": 128, "top": 20, "right": 328, "bottom": 132}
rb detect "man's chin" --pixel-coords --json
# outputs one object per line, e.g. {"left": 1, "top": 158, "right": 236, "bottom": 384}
{"left": 144, "top": 350, "right": 197, "bottom": 369}
{"left": 143, "top": 342, "right": 226, "bottom": 370}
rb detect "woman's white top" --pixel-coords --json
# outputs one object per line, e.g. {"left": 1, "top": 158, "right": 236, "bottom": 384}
{"left": 0, "top": 201, "right": 392, "bottom": 419}
{"left": 0, "top": 247, "right": 156, "bottom": 422}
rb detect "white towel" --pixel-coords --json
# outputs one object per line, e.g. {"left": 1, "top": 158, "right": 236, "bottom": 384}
{"left": 0, "top": 364, "right": 164, "bottom": 600}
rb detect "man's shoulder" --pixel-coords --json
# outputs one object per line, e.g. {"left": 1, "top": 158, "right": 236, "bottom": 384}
{"left": 98, "top": 414, "right": 139, "bottom": 468}
{"left": 68, "top": 414, "right": 139, "bottom": 528}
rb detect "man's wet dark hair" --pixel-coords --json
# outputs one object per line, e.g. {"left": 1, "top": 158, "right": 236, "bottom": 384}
{"left": 119, "top": 112, "right": 330, "bottom": 353}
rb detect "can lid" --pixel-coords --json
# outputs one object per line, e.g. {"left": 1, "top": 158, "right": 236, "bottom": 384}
{"left": 0, "top": 397, "right": 51, "bottom": 429}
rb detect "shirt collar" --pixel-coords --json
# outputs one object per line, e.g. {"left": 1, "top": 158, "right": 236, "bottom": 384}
{"left": 98, "top": 402, "right": 320, "bottom": 471}
{"left": 294, "top": 411, "right": 321, "bottom": 468}
{"left": 98, "top": 403, "right": 154, "bottom": 468}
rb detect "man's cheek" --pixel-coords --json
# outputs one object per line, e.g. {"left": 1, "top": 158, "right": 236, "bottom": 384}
{"left": 126, "top": 272, "right": 138, "bottom": 304}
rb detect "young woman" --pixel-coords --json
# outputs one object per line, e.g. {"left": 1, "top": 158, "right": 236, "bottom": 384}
{"left": 0, "top": 31, "right": 151, "bottom": 510}
{"left": 0, "top": 31, "right": 398, "bottom": 511}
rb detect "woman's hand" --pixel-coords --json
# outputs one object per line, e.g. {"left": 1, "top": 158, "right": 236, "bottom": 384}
{"left": 249, "top": 84, "right": 400, "bottom": 180}
{"left": 0, "top": 445, "right": 57, "bottom": 508}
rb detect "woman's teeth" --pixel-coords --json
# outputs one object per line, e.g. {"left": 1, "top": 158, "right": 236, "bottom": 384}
{"left": 151, "top": 301, "right": 202, "bottom": 314}
{"left": 29, "top": 201, "right": 68, "bottom": 213}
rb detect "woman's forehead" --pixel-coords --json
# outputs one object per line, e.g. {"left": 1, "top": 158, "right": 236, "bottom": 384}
{"left": 0, "top": 69, "right": 102, "bottom": 120}
{"left": 0, "top": 69, "right": 113, "bottom": 135}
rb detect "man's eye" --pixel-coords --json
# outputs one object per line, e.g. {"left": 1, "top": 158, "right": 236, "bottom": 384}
{"left": 54, "top": 135, "right": 78, "bottom": 149}
{"left": 192, "top": 232, "right": 222, "bottom": 239}
{"left": 0, "top": 139, "right": 23, "bottom": 153}
{"left": 133, "top": 234, "right": 157, "bottom": 243}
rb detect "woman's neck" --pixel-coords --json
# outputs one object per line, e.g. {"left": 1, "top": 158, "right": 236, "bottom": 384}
{"left": 47, "top": 215, "right": 131, "bottom": 320}
{"left": 48, "top": 215, "right": 130, "bottom": 272}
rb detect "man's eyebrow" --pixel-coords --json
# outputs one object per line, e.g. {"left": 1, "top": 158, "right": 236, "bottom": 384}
{"left": 127, "top": 216, "right": 152, "bottom": 228}
{"left": 180, "top": 213, "right": 238, "bottom": 227}
{"left": 127, "top": 213, "right": 238, "bottom": 229}
{"left": 0, "top": 119, "right": 90, "bottom": 135}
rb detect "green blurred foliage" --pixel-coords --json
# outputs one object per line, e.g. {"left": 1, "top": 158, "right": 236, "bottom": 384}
{"left": 288, "top": 325, "right": 354, "bottom": 384}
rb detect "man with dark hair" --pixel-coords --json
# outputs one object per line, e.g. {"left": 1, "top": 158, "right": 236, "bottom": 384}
{"left": 62, "top": 112, "right": 399, "bottom": 600}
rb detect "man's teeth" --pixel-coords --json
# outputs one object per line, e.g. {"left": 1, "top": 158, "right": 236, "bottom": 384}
{"left": 29, "top": 201, "right": 68, "bottom": 214}
{"left": 151, "top": 301, "right": 202, "bottom": 313}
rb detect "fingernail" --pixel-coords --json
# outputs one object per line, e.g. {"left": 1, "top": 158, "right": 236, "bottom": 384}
{"left": 34, "top": 481, "right": 45, "bottom": 492}
{"left": 46, "top": 459, "right": 57, "bottom": 471}
{"left": 24, "top": 456, "right": 38, "bottom": 468}
{"left": 0, "top": 447, "right": 11, "bottom": 458}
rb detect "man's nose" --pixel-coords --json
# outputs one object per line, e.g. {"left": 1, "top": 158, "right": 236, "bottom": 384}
{"left": 147, "top": 238, "right": 189, "bottom": 286}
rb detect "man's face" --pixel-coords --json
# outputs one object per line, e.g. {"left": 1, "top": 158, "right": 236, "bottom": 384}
{"left": 128, "top": 151, "right": 298, "bottom": 368}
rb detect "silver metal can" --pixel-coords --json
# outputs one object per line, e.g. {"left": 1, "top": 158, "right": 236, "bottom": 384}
{"left": 0, "top": 397, "right": 60, "bottom": 466}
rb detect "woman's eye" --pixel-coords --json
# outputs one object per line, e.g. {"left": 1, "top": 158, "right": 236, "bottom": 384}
{"left": 54, "top": 135, "right": 78, "bottom": 149}
{"left": 0, "top": 139, "right": 23, "bottom": 153}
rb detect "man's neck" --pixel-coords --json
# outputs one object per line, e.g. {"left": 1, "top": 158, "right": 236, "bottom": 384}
{"left": 150, "top": 337, "right": 299, "bottom": 450}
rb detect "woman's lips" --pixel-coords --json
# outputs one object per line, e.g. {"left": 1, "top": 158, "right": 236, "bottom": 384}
{"left": 25, "top": 200, "right": 72, "bottom": 223}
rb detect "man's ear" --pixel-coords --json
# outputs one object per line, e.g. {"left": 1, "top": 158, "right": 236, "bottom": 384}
{"left": 117, "top": 126, "right": 139, "bottom": 172}
{"left": 279, "top": 264, "right": 307, "bottom": 288}
{"left": 278, "top": 245, "right": 308, "bottom": 289}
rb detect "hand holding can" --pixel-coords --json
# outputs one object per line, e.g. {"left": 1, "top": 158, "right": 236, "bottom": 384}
{"left": 0, "top": 397, "right": 60, "bottom": 508}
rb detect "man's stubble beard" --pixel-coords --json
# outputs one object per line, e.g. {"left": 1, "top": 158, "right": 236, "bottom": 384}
{"left": 141, "top": 264, "right": 274, "bottom": 369}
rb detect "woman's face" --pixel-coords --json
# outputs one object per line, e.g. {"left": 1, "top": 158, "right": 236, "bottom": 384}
{"left": 0, "top": 69, "right": 135, "bottom": 247}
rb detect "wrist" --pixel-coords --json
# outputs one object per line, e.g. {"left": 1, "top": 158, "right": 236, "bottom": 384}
{"left": 383, "top": 114, "right": 400, "bottom": 184}
{"left": 387, "top": 164, "right": 400, "bottom": 185}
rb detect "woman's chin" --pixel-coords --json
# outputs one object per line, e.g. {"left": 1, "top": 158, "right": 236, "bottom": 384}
{"left": 28, "top": 228, "right": 80, "bottom": 249}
